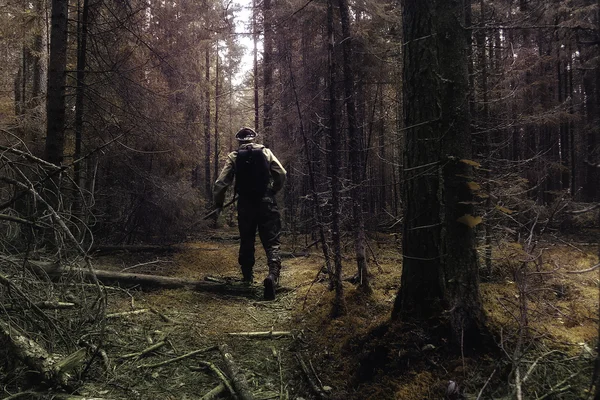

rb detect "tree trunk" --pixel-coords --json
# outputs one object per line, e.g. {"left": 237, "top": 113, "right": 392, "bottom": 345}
{"left": 73, "top": 0, "right": 90, "bottom": 223}
{"left": 204, "top": 47, "right": 212, "bottom": 204}
{"left": 393, "top": 0, "right": 487, "bottom": 347}
{"left": 253, "top": 0, "right": 259, "bottom": 131}
{"left": 327, "top": 0, "right": 346, "bottom": 317}
{"left": 337, "top": 0, "right": 371, "bottom": 293}
{"left": 214, "top": 44, "right": 220, "bottom": 189}
{"left": 263, "top": 0, "right": 273, "bottom": 148}
{"left": 45, "top": 0, "right": 69, "bottom": 166}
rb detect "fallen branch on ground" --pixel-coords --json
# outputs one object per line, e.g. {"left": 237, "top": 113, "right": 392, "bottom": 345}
{"left": 137, "top": 345, "right": 218, "bottom": 368}
{"left": 296, "top": 353, "right": 329, "bottom": 399}
{"left": 219, "top": 344, "right": 255, "bottom": 400}
{"left": 227, "top": 331, "right": 293, "bottom": 338}
{"left": 199, "top": 382, "right": 227, "bottom": 400}
{"left": 0, "top": 319, "right": 86, "bottom": 387}
{"left": 120, "top": 341, "right": 166, "bottom": 360}
{"left": 106, "top": 309, "right": 150, "bottom": 319}
{"left": 91, "top": 245, "right": 177, "bottom": 254}
{"left": 191, "top": 363, "right": 238, "bottom": 399}
{"left": 3, "top": 301, "right": 76, "bottom": 311}
{"left": 27, "top": 262, "right": 267, "bottom": 297}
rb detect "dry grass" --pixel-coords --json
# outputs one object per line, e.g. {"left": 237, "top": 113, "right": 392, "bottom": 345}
{"left": 3, "top": 235, "right": 596, "bottom": 399}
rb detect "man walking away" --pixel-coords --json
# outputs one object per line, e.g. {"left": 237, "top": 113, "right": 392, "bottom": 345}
{"left": 213, "top": 127, "right": 287, "bottom": 300}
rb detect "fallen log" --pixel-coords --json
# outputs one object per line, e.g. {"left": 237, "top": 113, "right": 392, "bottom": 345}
{"left": 27, "top": 262, "right": 264, "bottom": 297}
{"left": 90, "top": 244, "right": 178, "bottom": 254}
{"left": 219, "top": 344, "right": 255, "bottom": 400}
{"left": 0, "top": 320, "right": 87, "bottom": 387}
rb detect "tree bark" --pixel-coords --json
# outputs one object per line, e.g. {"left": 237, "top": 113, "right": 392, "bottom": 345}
{"left": 27, "top": 262, "right": 264, "bottom": 297}
{"left": 73, "top": 0, "right": 90, "bottom": 223}
{"left": 218, "top": 344, "right": 255, "bottom": 400}
{"left": 45, "top": 0, "right": 69, "bottom": 166}
{"left": 337, "top": 0, "right": 371, "bottom": 294}
{"left": 205, "top": 47, "right": 212, "bottom": 204}
{"left": 263, "top": 0, "right": 274, "bottom": 147}
{"left": 393, "top": 0, "right": 487, "bottom": 347}
{"left": 327, "top": 0, "right": 346, "bottom": 317}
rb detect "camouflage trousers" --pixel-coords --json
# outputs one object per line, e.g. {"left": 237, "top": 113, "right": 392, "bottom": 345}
{"left": 237, "top": 196, "right": 282, "bottom": 277}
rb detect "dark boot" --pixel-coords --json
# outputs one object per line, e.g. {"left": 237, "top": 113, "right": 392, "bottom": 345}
{"left": 241, "top": 266, "right": 254, "bottom": 284}
{"left": 263, "top": 261, "right": 281, "bottom": 300}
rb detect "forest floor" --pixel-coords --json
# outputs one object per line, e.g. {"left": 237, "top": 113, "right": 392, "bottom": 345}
{"left": 72, "top": 228, "right": 599, "bottom": 400}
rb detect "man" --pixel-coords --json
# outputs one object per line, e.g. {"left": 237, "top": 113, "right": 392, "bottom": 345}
{"left": 213, "top": 127, "right": 287, "bottom": 300}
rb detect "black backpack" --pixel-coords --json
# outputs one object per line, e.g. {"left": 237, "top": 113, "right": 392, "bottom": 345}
{"left": 234, "top": 145, "right": 271, "bottom": 198}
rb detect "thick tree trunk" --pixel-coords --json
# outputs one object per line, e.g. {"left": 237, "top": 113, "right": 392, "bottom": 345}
{"left": 393, "top": 0, "right": 487, "bottom": 347}
{"left": 337, "top": 0, "right": 371, "bottom": 293}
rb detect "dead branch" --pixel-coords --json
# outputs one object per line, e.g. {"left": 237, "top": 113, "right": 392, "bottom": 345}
{"left": 0, "top": 319, "right": 60, "bottom": 383}
{"left": 91, "top": 245, "right": 177, "bottom": 254}
{"left": 27, "top": 262, "right": 263, "bottom": 297}
{"left": 565, "top": 203, "right": 600, "bottom": 215}
{"left": 1, "top": 393, "right": 108, "bottom": 400}
{"left": 106, "top": 309, "right": 150, "bottom": 319}
{"left": 219, "top": 344, "right": 255, "bottom": 400}
{"left": 3, "top": 301, "right": 76, "bottom": 311}
{"left": 120, "top": 341, "right": 166, "bottom": 360}
{"left": 565, "top": 262, "right": 600, "bottom": 274}
{"left": 200, "top": 383, "right": 227, "bottom": 400}
{"left": 191, "top": 363, "right": 238, "bottom": 400}
{"left": 137, "top": 345, "right": 218, "bottom": 368}
{"left": 0, "top": 320, "right": 87, "bottom": 387}
{"left": 295, "top": 353, "right": 328, "bottom": 399}
{"left": 227, "top": 331, "right": 293, "bottom": 338}
{"left": 0, "top": 213, "right": 43, "bottom": 228}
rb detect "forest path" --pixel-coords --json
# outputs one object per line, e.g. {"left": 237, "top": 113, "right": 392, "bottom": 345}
{"left": 95, "top": 232, "right": 331, "bottom": 400}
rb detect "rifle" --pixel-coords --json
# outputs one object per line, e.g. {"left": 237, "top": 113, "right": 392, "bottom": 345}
{"left": 202, "top": 195, "right": 238, "bottom": 220}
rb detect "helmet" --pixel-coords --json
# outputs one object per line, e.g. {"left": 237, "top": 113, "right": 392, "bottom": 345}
{"left": 235, "top": 127, "right": 258, "bottom": 142}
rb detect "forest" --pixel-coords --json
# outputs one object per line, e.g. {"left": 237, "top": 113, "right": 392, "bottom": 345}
{"left": 1, "top": 0, "right": 600, "bottom": 398}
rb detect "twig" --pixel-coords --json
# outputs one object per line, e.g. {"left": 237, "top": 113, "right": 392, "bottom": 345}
{"left": 0, "top": 214, "right": 43, "bottom": 228}
{"left": 476, "top": 369, "right": 496, "bottom": 400}
{"left": 200, "top": 383, "right": 227, "bottom": 400}
{"left": 227, "top": 331, "right": 292, "bottom": 338}
{"left": 272, "top": 348, "right": 283, "bottom": 400}
{"left": 150, "top": 308, "right": 175, "bottom": 323}
{"left": 3, "top": 301, "right": 76, "bottom": 311}
{"left": 137, "top": 345, "right": 218, "bottom": 368}
{"left": 566, "top": 263, "right": 600, "bottom": 274}
{"left": 522, "top": 350, "right": 557, "bottom": 383}
{"left": 191, "top": 362, "right": 238, "bottom": 400}
{"left": 365, "top": 239, "right": 385, "bottom": 273}
{"left": 295, "top": 353, "right": 328, "bottom": 399}
{"left": 120, "top": 341, "right": 166, "bottom": 360}
{"left": 536, "top": 372, "right": 579, "bottom": 400}
{"left": 120, "top": 259, "right": 172, "bottom": 272}
{"left": 106, "top": 309, "right": 150, "bottom": 319}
